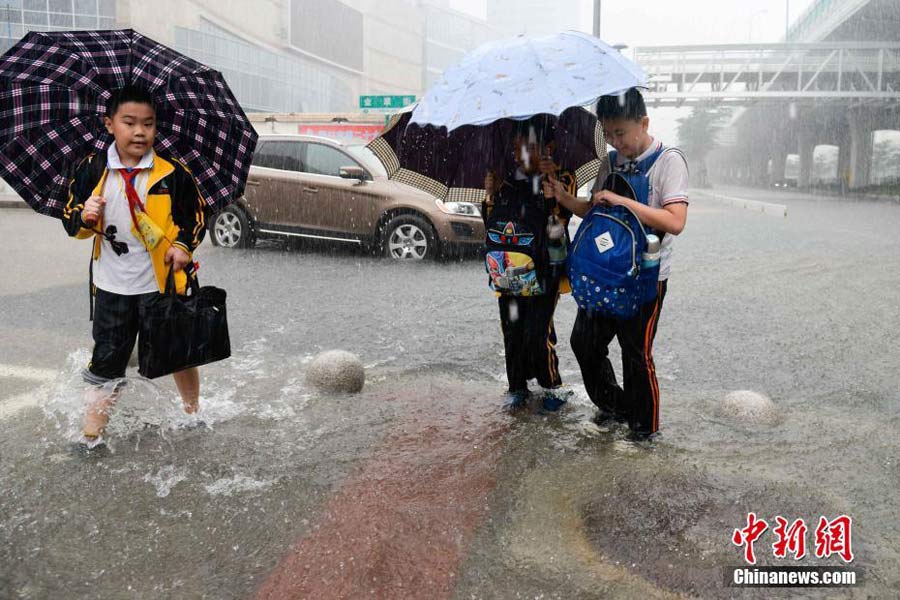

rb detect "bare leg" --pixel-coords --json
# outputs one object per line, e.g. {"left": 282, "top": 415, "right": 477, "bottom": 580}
{"left": 172, "top": 367, "right": 200, "bottom": 414}
{"left": 82, "top": 386, "right": 119, "bottom": 439}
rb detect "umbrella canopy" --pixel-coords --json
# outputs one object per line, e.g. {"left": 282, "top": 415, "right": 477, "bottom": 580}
{"left": 368, "top": 106, "right": 606, "bottom": 203}
{"left": 0, "top": 29, "right": 257, "bottom": 218}
{"left": 411, "top": 31, "right": 646, "bottom": 131}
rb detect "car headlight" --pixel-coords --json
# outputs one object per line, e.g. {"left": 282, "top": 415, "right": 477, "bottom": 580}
{"left": 436, "top": 199, "right": 481, "bottom": 217}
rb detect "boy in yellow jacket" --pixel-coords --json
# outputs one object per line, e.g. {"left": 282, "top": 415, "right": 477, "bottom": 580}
{"left": 62, "top": 86, "right": 207, "bottom": 447}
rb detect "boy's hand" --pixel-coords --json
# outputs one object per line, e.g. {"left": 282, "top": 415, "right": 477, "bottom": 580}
{"left": 541, "top": 172, "right": 558, "bottom": 198}
{"left": 165, "top": 245, "right": 191, "bottom": 272}
{"left": 81, "top": 196, "right": 105, "bottom": 227}
{"left": 592, "top": 190, "right": 627, "bottom": 207}
{"left": 543, "top": 174, "right": 573, "bottom": 203}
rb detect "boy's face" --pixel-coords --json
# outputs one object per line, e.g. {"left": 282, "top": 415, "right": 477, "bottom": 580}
{"left": 601, "top": 116, "right": 650, "bottom": 160}
{"left": 513, "top": 136, "right": 554, "bottom": 175}
{"left": 104, "top": 101, "right": 156, "bottom": 163}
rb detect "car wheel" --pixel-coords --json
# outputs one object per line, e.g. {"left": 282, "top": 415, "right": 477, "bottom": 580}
{"left": 211, "top": 206, "right": 254, "bottom": 249}
{"left": 382, "top": 214, "right": 437, "bottom": 261}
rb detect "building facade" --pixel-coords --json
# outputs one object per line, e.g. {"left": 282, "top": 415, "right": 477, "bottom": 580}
{"left": 0, "top": 1, "right": 507, "bottom": 113}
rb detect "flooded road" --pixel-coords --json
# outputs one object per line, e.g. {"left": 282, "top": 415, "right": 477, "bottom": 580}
{"left": 1, "top": 186, "right": 898, "bottom": 598}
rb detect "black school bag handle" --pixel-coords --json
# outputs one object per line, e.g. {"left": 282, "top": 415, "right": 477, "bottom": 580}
{"left": 163, "top": 262, "right": 200, "bottom": 301}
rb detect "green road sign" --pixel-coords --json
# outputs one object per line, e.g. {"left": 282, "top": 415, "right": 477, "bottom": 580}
{"left": 359, "top": 95, "right": 416, "bottom": 110}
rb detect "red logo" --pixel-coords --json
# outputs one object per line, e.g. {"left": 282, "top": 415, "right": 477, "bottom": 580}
{"left": 772, "top": 516, "right": 807, "bottom": 560}
{"left": 732, "top": 512, "right": 769, "bottom": 565}
{"left": 733, "top": 514, "right": 854, "bottom": 564}
{"left": 814, "top": 515, "right": 854, "bottom": 563}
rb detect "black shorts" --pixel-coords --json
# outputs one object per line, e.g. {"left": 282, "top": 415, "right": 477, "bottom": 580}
{"left": 83, "top": 288, "right": 160, "bottom": 385}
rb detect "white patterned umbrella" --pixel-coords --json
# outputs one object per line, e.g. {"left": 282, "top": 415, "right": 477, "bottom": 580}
{"left": 412, "top": 31, "right": 646, "bottom": 131}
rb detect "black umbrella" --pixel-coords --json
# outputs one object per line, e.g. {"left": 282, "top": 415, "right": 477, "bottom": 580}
{"left": 0, "top": 29, "right": 257, "bottom": 218}
{"left": 368, "top": 106, "right": 606, "bottom": 202}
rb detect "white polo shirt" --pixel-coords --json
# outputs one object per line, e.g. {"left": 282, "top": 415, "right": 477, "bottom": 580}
{"left": 93, "top": 145, "right": 158, "bottom": 295}
{"left": 591, "top": 138, "right": 689, "bottom": 280}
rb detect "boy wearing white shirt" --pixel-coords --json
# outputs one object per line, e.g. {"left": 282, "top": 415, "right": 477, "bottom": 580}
{"left": 62, "top": 86, "right": 207, "bottom": 446}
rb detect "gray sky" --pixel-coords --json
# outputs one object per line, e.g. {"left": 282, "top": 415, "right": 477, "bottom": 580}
{"left": 449, "top": 0, "right": 818, "bottom": 44}
{"left": 447, "top": 0, "right": 819, "bottom": 144}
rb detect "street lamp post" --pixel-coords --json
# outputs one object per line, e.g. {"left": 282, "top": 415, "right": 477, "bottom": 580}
{"left": 4, "top": 3, "right": 12, "bottom": 40}
{"left": 593, "top": 0, "right": 601, "bottom": 38}
{"left": 785, "top": 0, "right": 791, "bottom": 40}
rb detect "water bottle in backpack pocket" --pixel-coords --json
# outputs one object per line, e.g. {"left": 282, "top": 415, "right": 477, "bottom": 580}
{"left": 483, "top": 195, "right": 549, "bottom": 296}
{"left": 568, "top": 172, "right": 660, "bottom": 319}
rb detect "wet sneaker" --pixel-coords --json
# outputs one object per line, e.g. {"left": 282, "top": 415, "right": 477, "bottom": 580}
{"left": 592, "top": 409, "right": 627, "bottom": 428}
{"left": 502, "top": 389, "right": 531, "bottom": 413}
{"left": 176, "top": 418, "right": 209, "bottom": 432}
{"left": 80, "top": 434, "right": 106, "bottom": 449}
{"left": 541, "top": 391, "right": 569, "bottom": 412}
{"left": 625, "top": 429, "right": 660, "bottom": 444}
{"left": 70, "top": 435, "right": 109, "bottom": 457}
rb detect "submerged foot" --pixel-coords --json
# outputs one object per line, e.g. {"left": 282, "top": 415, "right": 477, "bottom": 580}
{"left": 502, "top": 389, "right": 531, "bottom": 413}
{"left": 591, "top": 409, "right": 628, "bottom": 428}
{"left": 541, "top": 387, "right": 573, "bottom": 412}
{"left": 70, "top": 434, "right": 109, "bottom": 457}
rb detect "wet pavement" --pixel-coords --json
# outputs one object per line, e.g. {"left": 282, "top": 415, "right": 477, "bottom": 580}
{"left": 1, "top": 185, "right": 899, "bottom": 598}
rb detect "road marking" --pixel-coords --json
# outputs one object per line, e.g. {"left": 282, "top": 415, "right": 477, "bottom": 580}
{"left": 0, "top": 363, "right": 57, "bottom": 381}
{"left": 0, "top": 363, "right": 56, "bottom": 420}
{"left": 0, "top": 391, "right": 43, "bottom": 420}
{"left": 693, "top": 190, "right": 788, "bottom": 217}
{"left": 256, "top": 382, "right": 508, "bottom": 600}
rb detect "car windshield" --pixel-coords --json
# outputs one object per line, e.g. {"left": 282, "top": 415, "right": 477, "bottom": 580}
{"left": 345, "top": 145, "right": 388, "bottom": 179}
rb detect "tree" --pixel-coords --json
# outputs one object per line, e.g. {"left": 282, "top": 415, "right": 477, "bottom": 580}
{"left": 676, "top": 106, "right": 732, "bottom": 187}
{"left": 872, "top": 139, "right": 900, "bottom": 184}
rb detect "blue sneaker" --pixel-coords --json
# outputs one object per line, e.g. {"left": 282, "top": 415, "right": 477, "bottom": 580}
{"left": 541, "top": 390, "right": 570, "bottom": 412}
{"left": 502, "top": 389, "right": 530, "bottom": 413}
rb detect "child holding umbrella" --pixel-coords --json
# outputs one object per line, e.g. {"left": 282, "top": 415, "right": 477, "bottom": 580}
{"left": 63, "top": 86, "right": 208, "bottom": 446}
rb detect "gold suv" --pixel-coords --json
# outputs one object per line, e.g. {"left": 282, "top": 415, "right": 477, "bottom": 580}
{"left": 210, "top": 134, "right": 484, "bottom": 260}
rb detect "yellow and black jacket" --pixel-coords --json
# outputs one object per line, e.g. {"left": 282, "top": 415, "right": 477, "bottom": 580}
{"left": 62, "top": 151, "right": 207, "bottom": 295}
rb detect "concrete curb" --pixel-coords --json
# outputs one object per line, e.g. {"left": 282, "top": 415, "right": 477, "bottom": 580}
{"left": 0, "top": 196, "right": 27, "bottom": 209}
{"left": 692, "top": 190, "right": 788, "bottom": 217}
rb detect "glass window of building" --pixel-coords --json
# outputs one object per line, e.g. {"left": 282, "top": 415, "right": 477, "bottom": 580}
{"left": 23, "top": 10, "right": 47, "bottom": 25}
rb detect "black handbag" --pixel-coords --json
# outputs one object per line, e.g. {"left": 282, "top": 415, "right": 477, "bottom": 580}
{"left": 138, "top": 267, "right": 231, "bottom": 379}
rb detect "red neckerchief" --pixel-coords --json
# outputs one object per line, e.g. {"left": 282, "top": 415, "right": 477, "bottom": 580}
{"left": 119, "top": 168, "right": 146, "bottom": 236}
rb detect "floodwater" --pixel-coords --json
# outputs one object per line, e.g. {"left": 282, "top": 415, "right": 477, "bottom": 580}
{"left": 1, "top": 186, "right": 898, "bottom": 599}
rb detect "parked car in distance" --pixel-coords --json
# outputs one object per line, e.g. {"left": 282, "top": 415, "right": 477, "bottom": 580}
{"left": 209, "top": 134, "right": 484, "bottom": 260}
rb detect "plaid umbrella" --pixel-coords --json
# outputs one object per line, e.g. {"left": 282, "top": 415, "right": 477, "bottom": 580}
{"left": 368, "top": 107, "right": 606, "bottom": 203}
{"left": 0, "top": 29, "right": 257, "bottom": 218}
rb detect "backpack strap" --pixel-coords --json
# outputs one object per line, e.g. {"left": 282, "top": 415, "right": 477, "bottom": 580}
{"left": 635, "top": 144, "right": 667, "bottom": 174}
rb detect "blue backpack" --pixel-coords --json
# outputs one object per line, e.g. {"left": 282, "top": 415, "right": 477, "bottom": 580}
{"left": 567, "top": 146, "right": 666, "bottom": 319}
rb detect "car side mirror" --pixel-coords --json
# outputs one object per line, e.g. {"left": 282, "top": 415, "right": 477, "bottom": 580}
{"left": 340, "top": 166, "right": 367, "bottom": 184}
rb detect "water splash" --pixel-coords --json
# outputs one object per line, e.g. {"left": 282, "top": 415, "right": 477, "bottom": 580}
{"left": 143, "top": 465, "right": 188, "bottom": 498}
{"left": 204, "top": 475, "right": 274, "bottom": 497}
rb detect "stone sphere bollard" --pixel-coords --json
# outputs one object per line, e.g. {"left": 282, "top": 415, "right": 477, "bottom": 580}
{"left": 718, "top": 390, "right": 779, "bottom": 425}
{"left": 306, "top": 350, "right": 365, "bottom": 394}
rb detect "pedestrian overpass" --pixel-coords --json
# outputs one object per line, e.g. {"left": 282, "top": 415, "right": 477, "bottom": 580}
{"left": 635, "top": 42, "right": 900, "bottom": 107}
{"left": 630, "top": 0, "right": 900, "bottom": 191}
